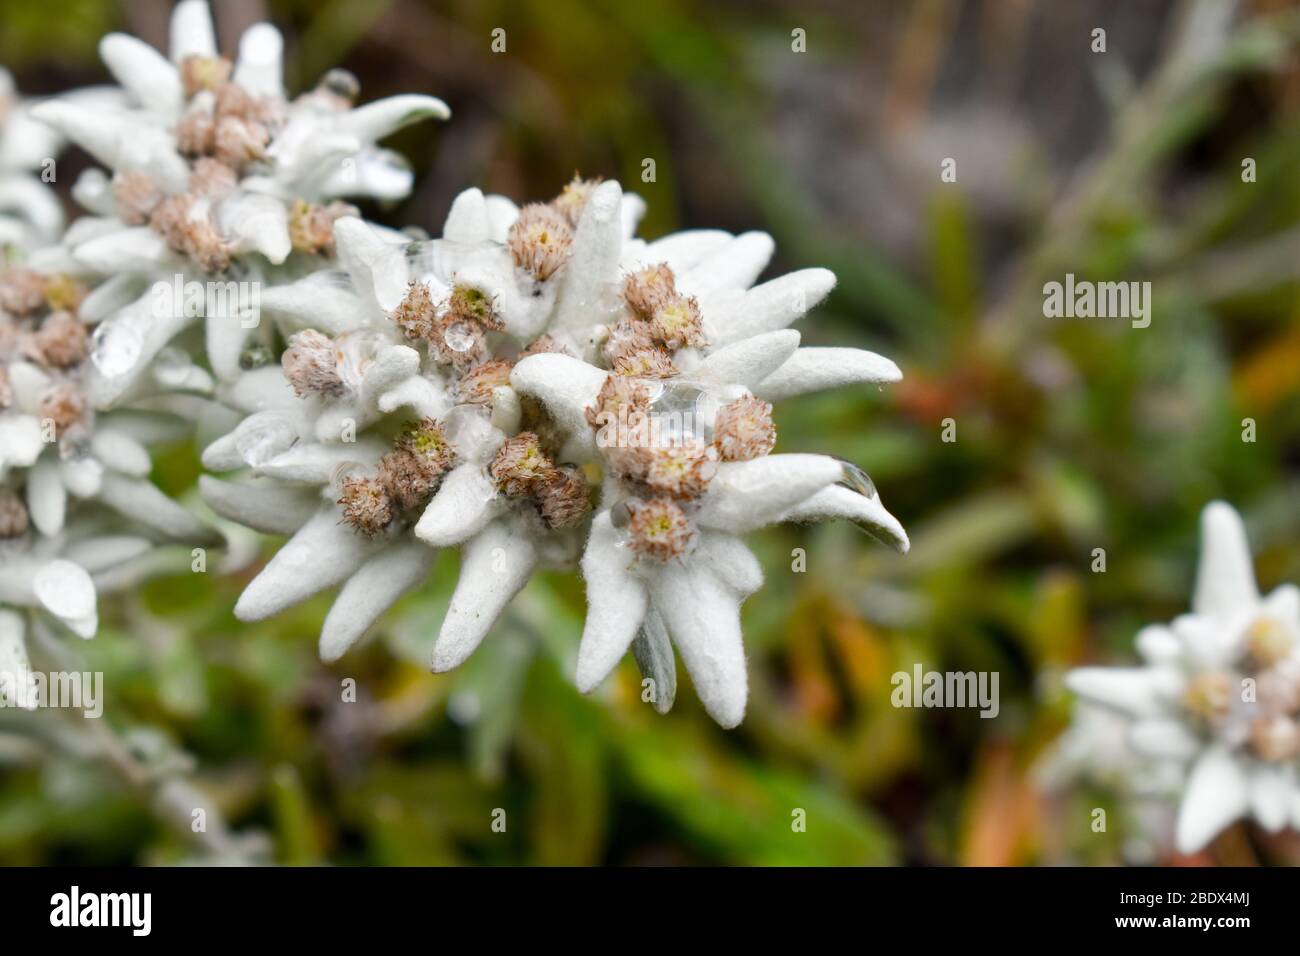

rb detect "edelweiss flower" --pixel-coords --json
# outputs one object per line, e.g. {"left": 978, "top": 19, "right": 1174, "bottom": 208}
{"left": 1067, "top": 501, "right": 1300, "bottom": 853}
{"left": 203, "top": 176, "right": 908, "bottom": 728}
{"left": 0, "top": 262, "right": 219, "bottom": 707}
{"left": 28, "top": 0, "right": 448, "bottom": 405}
{"left": 0, "top": 68, "right": 65, "bottom": 250}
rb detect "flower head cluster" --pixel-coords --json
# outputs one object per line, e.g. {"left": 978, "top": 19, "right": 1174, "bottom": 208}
{"left": 27, "top": 0, "right": 448, "bottom": 407}
{"left": 203, "top": 172, "right": 908, "bottom": 727}
{"left": 1067, "top": 502, "right": 1300, "bottom": 853}
{"left": 0, "top": 260, "right": 217, "bottom": 705}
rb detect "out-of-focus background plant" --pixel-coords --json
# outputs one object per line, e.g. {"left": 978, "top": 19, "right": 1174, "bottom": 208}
{"left": 2, "top": 0, "right": 1299, "bottom": 866}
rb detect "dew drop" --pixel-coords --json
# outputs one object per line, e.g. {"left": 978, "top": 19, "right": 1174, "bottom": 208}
{"left": 90, "top": 318, "right": 144, "bottom": 378}
{"left": 837, "top": 459, "right": 877, "bottom": 498}
{"left": 442, "top": 321, "right": 476, "bottom": 353}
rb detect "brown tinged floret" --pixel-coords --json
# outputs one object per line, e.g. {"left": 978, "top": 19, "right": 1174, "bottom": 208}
{"left": 34, "top": 312, "right": 89, "bottom": 369}
{"left": 713, "top": 395, "right": 776, "bottom": 462}
{"left": 38, "top": 384, "right": 88, "bottom": 437}
{"left": 601, "top": 317, "right": 655, "bottom": 367}
{"left": 626, "top": 496, "right": 695, "bottom": 562}
{"left": 41, "top": 274, "right": 87, "bottom": 314}
{"left": 390, "top": 281, "right": 439, "bottom": 341}
{"left": 649, "top": 295, "right": 707, "bottom": 350}
{"left": 1245, "top": 616, "right": 1295, "bottom": 668}
{"left": 1250, "top": 715, "right": 1300, "bottom": 763}
{"left": 337, "top": 476, "right": 393, "bottom": 537}
{"left": 189, "top": 157, "right": 238, "bottom": 197}
{"left": 150, "top": 194, "right": 232, "bottom": 272}
{"left": 430, "top": 314, "right": 487, "bottom": 370}
{"left": 518, "top": 334, "right": 572, "bottom": 359}
{"left": 552, "top": 174, "right": 602, "bottom": 227}
{"left": 612, "top": 345, "right": 677, "bottom": 379}
{"left": 586, "top": 373, "right": 651, "bottom": 435}
{"left": 213, "top": 114, "right": 269, "bottom": 171}
{"left": 644, "top": 440, "right": 717, "bottom": 500}
{"left": 0, "top": 489, "right": 29, "bottom": 539}
{"left": 622, "top": 263, "right": 677, "bottom": 320}
{"left": 538, "top": 466, "right": 592, "bottom": 529}
{"left": 112, "top": 171, "right": 164, "bottom": 226}
{"left": 175, "top": 109, "right": 216, "bottom": 156}
{"left": 395, "top": 417, "right": 457, "bottom": 475}
{"left": 180, "top": 55, "right": 233, "bottom": 98}
{"left": 446, "top": 284, "right": 504, "bottom": 331}
{"left": 289, "top": 199, "right": 357, "bottom": 256}
{"left": 456, "top": 359, "right": 513, "bottom": 407}
{"left": 506, "top": 203, "right": 573, "bottom": 282}
{"left": 1182, "top": 672, "right": 1232, "bottom": 722}
{"left": 489, "top": 432, "right": 555, "bottom": 498}
{"left": 281, "top": 329, "right": 346, "bottom": 398}
{"left": 0, "top": 268, "right": 46, "bottom": 316}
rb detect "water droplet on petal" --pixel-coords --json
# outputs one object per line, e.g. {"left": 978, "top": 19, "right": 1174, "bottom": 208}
{"left": 90, "top": 318, "right": 144, "bottom": 378}
{"left": 154, "top": 347, "right": 193, "bottom": 387}
{"left": 837, "top": 459, "right": 877, "bottom": 498}
{"left": 443, "top": 321, "right": 476, "bottom": 353}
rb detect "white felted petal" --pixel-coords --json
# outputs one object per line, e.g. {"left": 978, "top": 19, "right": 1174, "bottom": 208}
{"left": 1261, "top": 583, "right": 1300, "bottom": 629}
{"left": 1065, "top": 667, "right": 1173, "bottom": 719}
{"left": 637, "top": 229, "right": 731, "bottom": 274}
{"left": 693, "top": 329, "right": 800, "bottom": 391}
{"left": 235, "top": 508, "right": 385, "bottom": 621}
{"left": 508, "top": 354, "right": 607, "bottom": 458}
{"left": 780, "top": 483, "right": 909, "bottom": 553}
{"left": 232, "top": 23, "right": 284, "bottom": 98}
{"left": 704, "top": 268, "right": 836, "bottom": 346}
{"left": 74, "top": 225, "right": 173, "bottom": 272}
{"left": 63, "top": 536, "right": 152, "bottom": 573}
{"left": 91, "top": 429, "right": 152, "bottom": 477}
{"left": 79, "top": 273, "right": 148, "bottom": 322}
{"left": 60, "top": 457, "right": 104, "bottom": 498}
{"left": 697, "top": 530, "right": 763, "bottom": 597}
{"left": 0, "top": 609, "right": 34, "bottom": 708}
{"left": 221, "top": 192, "right": 291, "bottom": 265}
{"left": 575, "top": 511, "right": 648, "bottom": 693}
{"left": 320, "top": 540, "right": 435, "bottom": 662}
{"left": 442, "top": 188, "right": 491, "bottom": 244}
{"left": 198, "top": 475, "right": 318, "bottom": 535}
{"left": 413, "top": 463, "right": 504, "bottom": 547}
{"left": 26, "top": 456, "right": 66, "bottom": 536}
{"left": 620, "top": 192, "right": 646, "bottom": 238}
{"left": 378, "top": 375, "right": 451, "bottom": 420}
{"left": 0, "top": 415, "right": 44, "bottom": 472}
{"left": 0, "top": 176, "right": 64, "bottom": 240}
{"left": 1193, "top": 501, "right": 1259, "bottom": 621}
{"left": 261, "top": 273, "right": 370, "bottom": 335}
{"left": 1135, "top": 624, "right": 1182, "bottom": 664}
{"left": 97, "top": 472, "right": 214, "bottom": 542}
{"left": 484, "top": 194, "right": 519, "bottom": 242}
{"left": 200, "top": 410, "right": 299, "bottom": 471}
{"left": 336, "top": 94, "right": 450, "bottom": 144}
{"left": 359, "top": 344, "right": 421, "bottom": 406}
{"left": 34, "top": 560, "right": 98, "bottom": 639}
{"left": 551, "top": 180, "right": 623, "bottom": 338}
{"left": 333, "top": 216, "right": 409, "bottom": 313}
{"left": 219, "top": 366, "right": 301, "bottom": 415}
{"left": 755, "top": 347, "right": 903, "bottom": 401}
{"left": 1176, "top": 746, "right": 1248, "bottom": 854}
{"left": 650, "top": 563, "right": 748, "bottom": 728}
{"left": 696, "top": 453, "right": 843, "bottom": 534}
{"left": 677, "top": 231, "right": 774, "bottom": 297}
{"left": 1128, "top": 719, "right": 1200, "bottom": 760}
{"left": 99, "top": 33, "right": 182, "bottom": 117}
{"left": 85, "top": 296, "right": 196, "bottom": 408}
{"left": 631, "top": 609, "right": 676, "bottom": 714}
{"left": 432, "top": 521, "right": 539, "bottom": 672}
{"left": 31, "top": 103, "right": 189, "bottom": 190}
{"left": 169, "top": 0, "right": 217, "bottom": 62}
{"left": 254, "top": 438, "right": 387, "bottom": 484}
{"left": 1248, "top": 763, "right": 1292, "bottom": 832}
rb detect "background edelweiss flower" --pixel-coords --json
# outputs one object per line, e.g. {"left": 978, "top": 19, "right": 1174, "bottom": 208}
{"left": 1067, "top": 501, "right": 1300, "bottom": 854}
{"left": 0, "top": 261, "right": 221, "bottom": 704}
{"left": 201, "top": 176, "right": 909, "bottom": 729}
{"left": 0, "top": 68, "right": 66, "bottom": 251}
{"left": 25, "top": 0, "right": 448, "bottom": 408}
